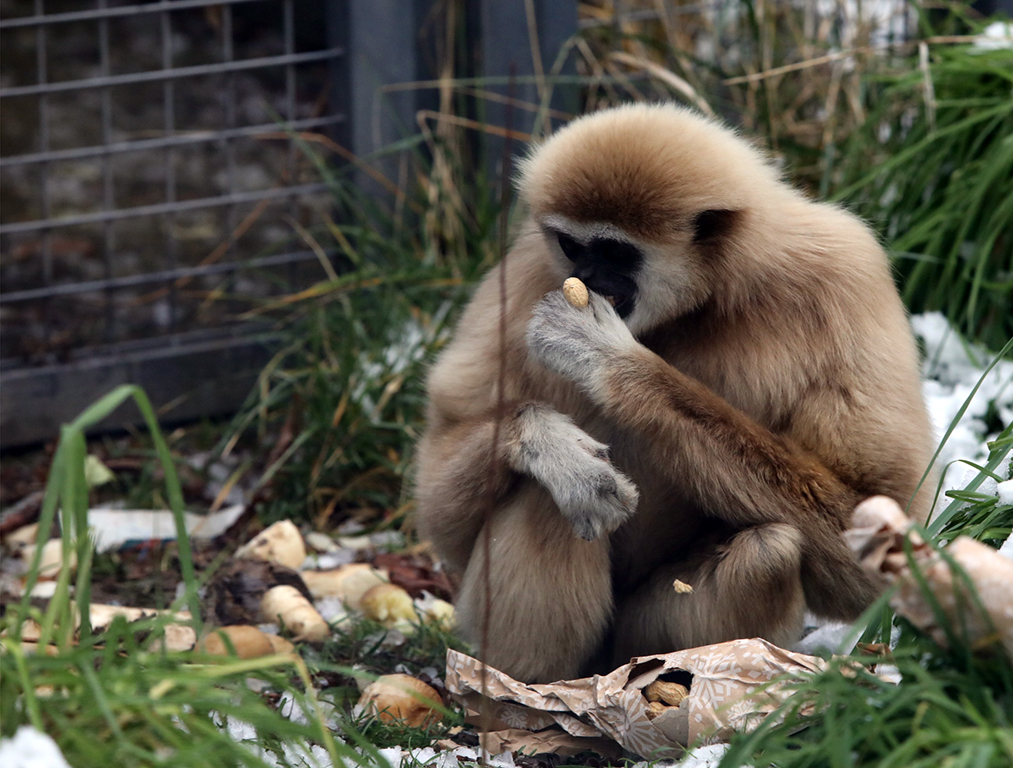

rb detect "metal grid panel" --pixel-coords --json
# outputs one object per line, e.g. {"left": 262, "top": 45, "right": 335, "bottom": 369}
{"left": 0, "top": 0, "right": 343, "bottom": 366}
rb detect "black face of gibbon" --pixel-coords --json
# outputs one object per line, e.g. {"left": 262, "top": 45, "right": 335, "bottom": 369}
{"left": 555, "top": 231, "right": 642, "bottom": 319}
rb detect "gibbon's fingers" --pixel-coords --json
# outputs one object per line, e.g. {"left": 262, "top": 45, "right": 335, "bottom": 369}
{"left": 526, "top": 290, "right": 638, "bottom": 396}
{"left": 416, "top": 401, "right": 637, "bottom": 563}
{"left": 507, "top": 404, "right": 639, "bottom": 540}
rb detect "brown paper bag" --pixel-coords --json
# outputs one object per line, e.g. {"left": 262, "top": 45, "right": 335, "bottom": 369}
{"left": 446, "top": 637, "right": 826, "bottom": 758}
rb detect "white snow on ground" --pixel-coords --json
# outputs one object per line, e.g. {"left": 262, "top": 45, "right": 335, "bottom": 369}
{"left": 0, "top": 727, "right": 73, "bottom": 768}
{"left": 973, "top": 21, "right": 1013, "bottom": 51}
{"left": 997, "top": 479, "right": 1013, "bottom": 507}
{"left": 911, "top": 312, "right": 1013, "bottom": 507}
{"left": 676, "top": 743, "right": 733, "bottom": 767}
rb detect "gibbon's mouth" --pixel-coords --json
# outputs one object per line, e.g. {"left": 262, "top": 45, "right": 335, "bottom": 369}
{"left": 612, "top": 296, "right": 635, "bottom": 319}
{"left": 573, "top": 271, "right": 637, "bottom": 319}
{"left": 595, "top": 291, "right": 635, "bottom": 318}
{"left": 586, "top": 290, "right": 635, "bottom": 319}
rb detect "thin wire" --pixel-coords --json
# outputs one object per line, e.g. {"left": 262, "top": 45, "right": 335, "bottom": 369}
{"left": 479, "top": 65, "right": 517, "bottom": 768}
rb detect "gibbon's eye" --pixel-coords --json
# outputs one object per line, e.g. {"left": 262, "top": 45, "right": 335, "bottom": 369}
{"left": 556, "top": 231, "right": 584, "bottom": 262}
{"left": 692, "top": 209, "right": 738, "bottom": 243}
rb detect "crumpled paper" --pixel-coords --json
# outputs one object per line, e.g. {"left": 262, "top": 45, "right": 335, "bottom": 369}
{"left": 847, "top": 495, "right": 1013, "bottom": 657}
{"left": 446, "top": 637, "right": 826, "bottom": 758}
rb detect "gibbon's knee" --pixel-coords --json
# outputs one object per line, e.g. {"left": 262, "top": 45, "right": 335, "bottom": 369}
{"left": 612, "top": 523, "right": 806, "bottom": 665}
{"left": 455, "top": 484, "right": 613, "bottom": 684}
{"left": 800, "top": 531, "right": 884, "bottom": 621}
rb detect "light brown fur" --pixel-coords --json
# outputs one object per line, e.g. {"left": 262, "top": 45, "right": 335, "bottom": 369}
{"left": 415, "top": 103, "right": 935, "bottom": 683}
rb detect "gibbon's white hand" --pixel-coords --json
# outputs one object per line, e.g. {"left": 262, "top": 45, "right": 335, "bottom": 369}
{"left": 526, "top": 289, "right": 639, "bottom": 397}
{"left": 509, "top": 404, "right": 638, "bottom": 540}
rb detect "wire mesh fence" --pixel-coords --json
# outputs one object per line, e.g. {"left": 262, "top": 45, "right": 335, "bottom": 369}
{"left": 0, "top": 0, "right": 341, "bottom": 359}
{"left": 0, "top": 0, "right": 345, "bottom": 445}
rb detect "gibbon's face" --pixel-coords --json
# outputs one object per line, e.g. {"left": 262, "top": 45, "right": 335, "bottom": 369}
{"left": 539, "top": 210, "right": 732, "bottom": 337}
{"left": 520, "top": 104, "right": 775, "bottom": 337}
{"left": 542, "top": 215, "right": 642, "bottom": 320}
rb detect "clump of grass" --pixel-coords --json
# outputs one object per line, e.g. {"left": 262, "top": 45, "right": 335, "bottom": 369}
{"left": 930, "top": 421, "right": 1013, "bottom": 546}
{"left": 832, "top": 26, "right": 1013, "bottom": 351}
{"left": 0, "top": 638, "right": 346, "bottom": 768}
{"left": 220, "top": 133, "right": 501, "bottom": 528}
{"left": 574, "top": 0, "right": 897, "bottom": 189}
{"left": 0, "top": 386, "right": 371, "bottom": 768}
{"left": 718, "top": 633, "right": 1013, "bottom": 768}
{"left": 320, "top": 615, "right": 470, "bottom": 685}
{"left": 303, "top": 615, "right": 469, "bottom": 752}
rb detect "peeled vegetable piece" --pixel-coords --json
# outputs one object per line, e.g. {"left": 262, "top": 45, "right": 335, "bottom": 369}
{"left": 19, "top": 539, "right": 76, "bottom": 580}
{"left": 261, "top": 585, "right": 329, "bottom": 642}
{"left": 360, "top": 583, "right": 417, "bottom": 628}
{"left": 357, "top": 674, "right": 443, "bottom": 728}
{"left": 300, "top": 563, "right": 389, "bottom": 609}
{"left": 236, "top": 520, "right": 307, "bottom": 570}
{"left": 199, "top": 626, "right": 276, "bottom": 658}
{"left": 643, "top": 679, "right": 689, "bottom": 706}
{"left": 265, "top": 634, "right": 296, "bottom": 655}
{"left": 417, "top": 596, "right": 456, "bottom": 630}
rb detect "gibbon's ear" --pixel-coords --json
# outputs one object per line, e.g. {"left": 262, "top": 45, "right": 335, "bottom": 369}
{"left": 692, "top": 209, "right": 739, "bottom": 244}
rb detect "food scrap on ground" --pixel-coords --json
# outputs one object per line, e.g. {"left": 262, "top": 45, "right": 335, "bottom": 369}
{"left": 848, "top": 495, "right": 1013, "bottom": 658}
{"left": 356, "top": 673, "right": 444, "bottom": 728}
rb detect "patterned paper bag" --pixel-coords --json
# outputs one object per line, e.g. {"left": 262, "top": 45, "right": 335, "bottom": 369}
{"left": 446, "top": 637, "right": 826, "bottom": 758}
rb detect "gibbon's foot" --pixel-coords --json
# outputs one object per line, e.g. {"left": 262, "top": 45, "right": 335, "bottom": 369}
{"left": 511, "top": 404, "right": 639, "bottom": 540}
{"left": 526, "top": 290, "right": 638, "bottom": 397}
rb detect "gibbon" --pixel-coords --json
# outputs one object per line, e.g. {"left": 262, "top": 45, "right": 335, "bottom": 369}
{"left": 414, "top": 103, "right": 936, "bottom": 684}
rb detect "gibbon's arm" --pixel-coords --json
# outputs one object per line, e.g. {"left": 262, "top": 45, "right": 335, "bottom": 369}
{"left": 526, "top": 289, "right": 885, "bottom": 617}
{"left": 527, "top": 290, "right": 864, "bottom": 531}
{"left": 416, "top": 401, "right": 638, "bottom": 569}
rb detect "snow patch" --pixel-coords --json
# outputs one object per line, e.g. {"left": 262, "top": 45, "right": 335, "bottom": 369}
{"left": 911, "top": 312, "right": 1013, "bottom": 510}
{"left": 0, "top": 727, "right": 73, "bottom": 768}
{"left": 973, "top": 21, "right": 1013, "bottom": 52}
{"left": 622, "top": 743, "right": 733, "bottom": 768}
{"left": 997, "top": 479, "right": 1013, "bottom": 507}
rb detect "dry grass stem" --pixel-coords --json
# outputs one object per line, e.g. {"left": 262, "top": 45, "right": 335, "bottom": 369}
{"left": 609, "top": 51, "right": 715, "bottom": 116}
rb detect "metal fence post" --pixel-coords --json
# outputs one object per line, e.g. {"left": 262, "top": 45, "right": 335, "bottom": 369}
{"left": 476, "top": 0, "right": 578, "bottom": 178}
{"left": 328, "top": 0, "right": 440, "bottom": 195}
